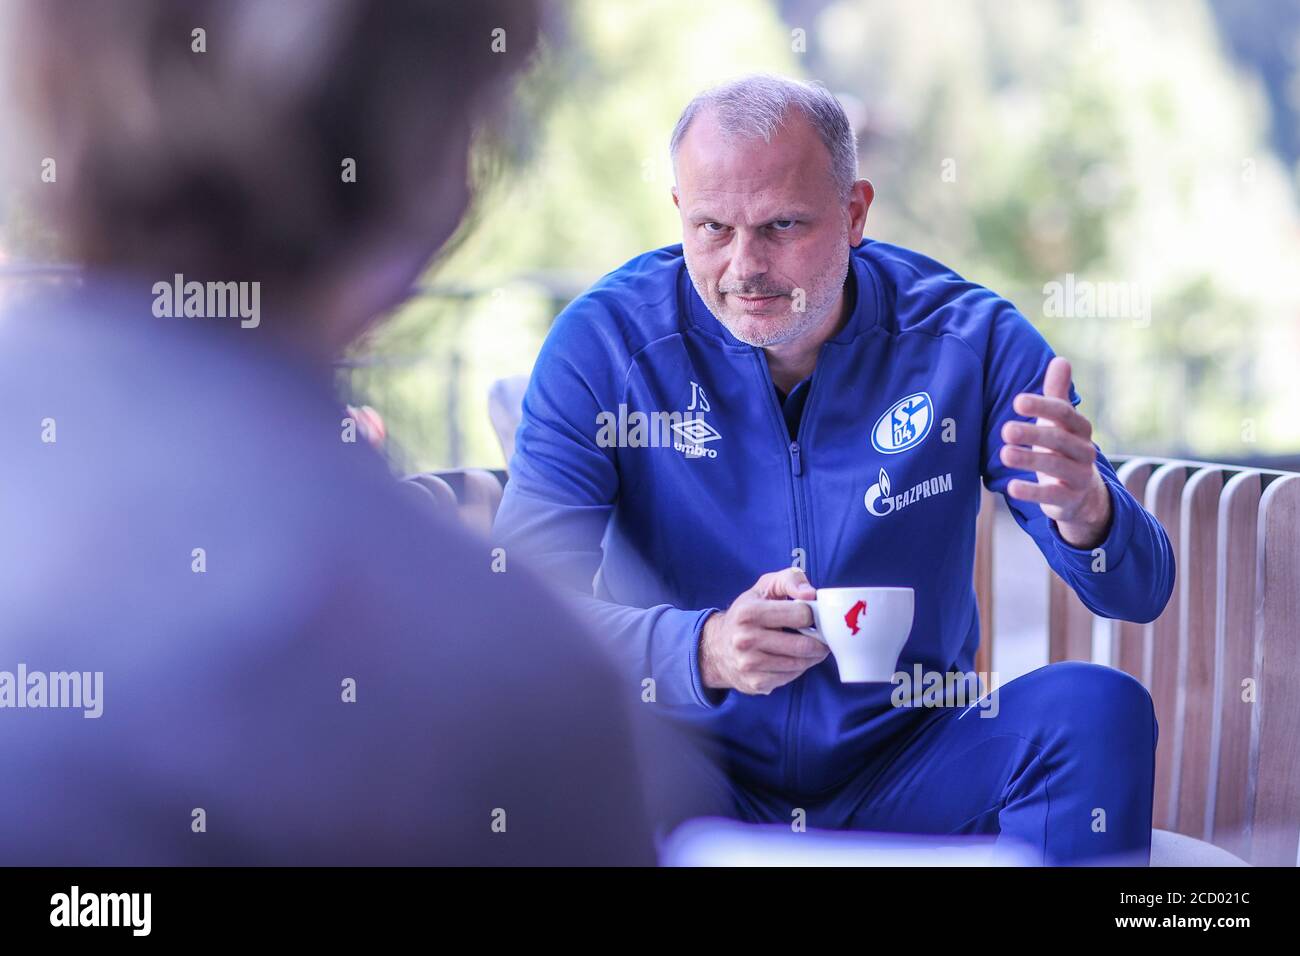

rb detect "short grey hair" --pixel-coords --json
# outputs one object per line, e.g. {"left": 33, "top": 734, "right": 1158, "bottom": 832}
{"left": 669, "top": 73, "right": 859, "bottom": 196}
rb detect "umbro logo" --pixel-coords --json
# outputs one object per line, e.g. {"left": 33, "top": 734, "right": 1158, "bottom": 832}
{"left": 670, "top": 418, "right": 721, "bottom": 445}
{"left": 671, "top": 417, "right": 720, "bottom": 458}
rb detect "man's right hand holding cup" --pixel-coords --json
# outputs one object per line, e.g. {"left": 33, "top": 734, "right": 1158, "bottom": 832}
{"left": 699, "top": 567, "right": 829, "bottom": 695}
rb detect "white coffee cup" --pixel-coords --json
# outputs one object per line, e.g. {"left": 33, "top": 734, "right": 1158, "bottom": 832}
{"left": 796, "top": 587, "right": 914, "bottom": 683}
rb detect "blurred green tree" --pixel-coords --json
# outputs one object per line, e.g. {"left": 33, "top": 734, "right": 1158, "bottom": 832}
{"left": 807, "top": 0, "right": 1300, "bottom": 459}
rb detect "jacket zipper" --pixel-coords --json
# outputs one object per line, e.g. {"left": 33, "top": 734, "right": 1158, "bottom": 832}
{"left": 769, "top": 358, "right": 821, "bottom": 790}
{"left": 785, "top": 438, "right": 808, "bottom": 791}
{"left": 757, "top": 357, "right": 821, "bottom": 793}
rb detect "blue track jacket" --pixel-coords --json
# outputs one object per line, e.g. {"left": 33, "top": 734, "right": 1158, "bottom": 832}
{"left": 493, "top": 238, "right": 1175, "bottom": 796}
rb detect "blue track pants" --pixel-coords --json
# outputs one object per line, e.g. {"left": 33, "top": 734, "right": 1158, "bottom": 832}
{"left": 649, "top": 661, "right": 1159, "bottom": 866}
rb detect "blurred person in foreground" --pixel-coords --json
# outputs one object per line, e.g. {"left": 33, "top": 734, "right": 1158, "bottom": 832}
{"left": 495, "top": 74, "right": 1175, "bottom": 865}
{"left": 0, "top": 0, "right": 654, "bottom": 864}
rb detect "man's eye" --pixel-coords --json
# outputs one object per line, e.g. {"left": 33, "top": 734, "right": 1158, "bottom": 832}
{"left": 770, "top": 219, "right": 797, "bottom": 231}
{"left": 702, "top": 222, "right": 728, "bottom": 234}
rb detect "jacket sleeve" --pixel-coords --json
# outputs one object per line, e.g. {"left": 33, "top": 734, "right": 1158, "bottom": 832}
{"left": 492, "top": 304, "right": 725, "bottom": 709}
{"left": 980, "top": 303, "right": 1175, "bottom": 624}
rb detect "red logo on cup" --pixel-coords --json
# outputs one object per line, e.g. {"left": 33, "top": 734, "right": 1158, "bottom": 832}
{"left": 844, "top": 599, "right": 868, "bottom": 635}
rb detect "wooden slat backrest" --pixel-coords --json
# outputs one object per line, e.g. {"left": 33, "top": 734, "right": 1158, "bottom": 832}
{"left": 1207, "top": 470, "right": 1263, "bottom": 859}
{"left": 975, "top": 453, "right": 1297, "bottom": 862}
{"left": 1112, "top": 460, "right": 1160, "bottom": 680}
{"left": 406, "top": 473, "right": 458, "bottom": 515}
{"left": 426, "top": 468, "right": 505, "bottom": 535}
{"left": 1046, "top": 459, "right": 1162, "bottom": 667}
{"left": 1170, "top": 467, "right": 1227, "bottom": 836}
{"left": 1250, "top": 474, "right": 1300, "bottom": 866}
{"left": 1143, "top": 462, "right": 1189, "bottom": 832}
{"left": 1047, "top": 572, "right": 1093, "bottom": 662}
{"left": 457, "top": 468, "right": 505, "bottom": 534}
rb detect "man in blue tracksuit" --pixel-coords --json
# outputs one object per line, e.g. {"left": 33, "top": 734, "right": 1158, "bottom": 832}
{"left": 493, "top": 74, "right": 1175, "bottom": 865}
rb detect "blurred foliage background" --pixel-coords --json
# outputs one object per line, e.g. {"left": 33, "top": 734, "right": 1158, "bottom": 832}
{"left": 6, "top": 0, "right": 1300, "bottom": 472}
{"left": 352, "top": 0, "right": 1300, "bottom": 473}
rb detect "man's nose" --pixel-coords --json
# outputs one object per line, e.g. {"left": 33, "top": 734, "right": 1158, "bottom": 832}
{"left": 727, "top": 230, "right": 769, "bottom": 286}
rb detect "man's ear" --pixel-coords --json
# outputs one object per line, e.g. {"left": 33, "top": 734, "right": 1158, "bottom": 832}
{"left": 848, "top": 179, "right": 874, "bottom": 246}
{"left": 671, "top": 186, "right": 679, "bottom": 209}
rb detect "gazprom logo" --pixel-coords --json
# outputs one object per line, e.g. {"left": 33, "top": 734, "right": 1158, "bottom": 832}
{"left": 865, "top": 468, "right": 894, "bottom": 516}
{"left": 865, "top": 467, "right": 954, "bottom": 517}
{"left": 871, "top": 391, "right": 933, "bottom": 454}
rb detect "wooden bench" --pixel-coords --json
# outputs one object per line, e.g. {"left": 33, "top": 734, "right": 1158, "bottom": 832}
{"left": 974, "top": 457, "right": 1300, "bottom": 866}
